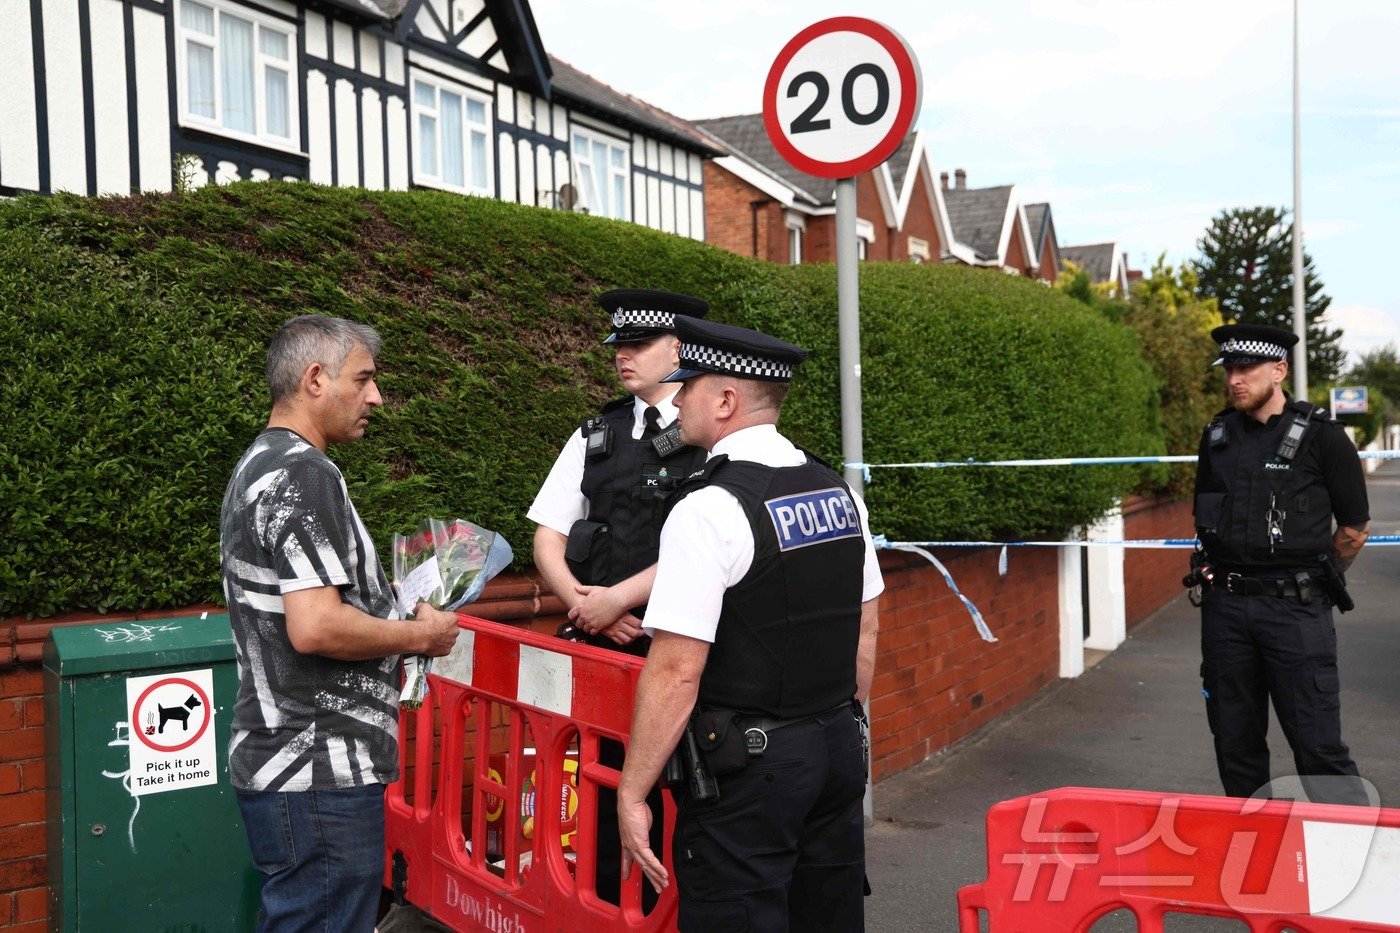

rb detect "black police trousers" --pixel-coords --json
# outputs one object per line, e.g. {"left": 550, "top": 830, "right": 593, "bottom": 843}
{"left": 594, "top": 736, "right": 663, "bottom": 910}
{"left": 1199, "top": 584, "right": 1367, "bottom": 805}
{"left": 672, "top": 705, "right": 866, "bottom": 932}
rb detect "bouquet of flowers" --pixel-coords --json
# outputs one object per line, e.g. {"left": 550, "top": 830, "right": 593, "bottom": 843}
{"left": 392, "top": 518, "right": 513, "bottom": 709}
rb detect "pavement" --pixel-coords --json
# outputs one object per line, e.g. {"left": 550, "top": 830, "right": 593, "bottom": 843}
{"left": 864, "top": 460, "right": 1400, "bottom": 932}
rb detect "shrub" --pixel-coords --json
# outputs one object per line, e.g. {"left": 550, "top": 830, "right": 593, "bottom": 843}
{"left": 0, "top": 182, "right": 1162, "bottom": 617}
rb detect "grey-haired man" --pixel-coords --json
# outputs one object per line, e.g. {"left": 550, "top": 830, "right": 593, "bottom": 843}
{"left": 220, "top": 314, "right": 459, "bottom": 931}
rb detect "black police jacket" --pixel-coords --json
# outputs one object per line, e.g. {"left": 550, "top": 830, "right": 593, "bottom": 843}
{"left": 568, "top": 397, "right": 706, "bottom": 588}
{"left": 671, "top": 454, "right": 865, "bottom": 719}
{"left": 1194, "top": 399, "right": 1336, "bottom": 570}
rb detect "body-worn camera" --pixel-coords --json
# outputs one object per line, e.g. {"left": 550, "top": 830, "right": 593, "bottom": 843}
{"left": 584, "top": 419, "right": 613, "bottom": 460}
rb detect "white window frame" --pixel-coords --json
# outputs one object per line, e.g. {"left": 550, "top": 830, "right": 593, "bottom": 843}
{"left": 410, "top": 73, "right": 495, "bottom": 197}
{"left": 175, "top": 0, "right": 300, "bottom": 153}
{"left": 856, "top": 218, "right": 875, "bottom": 261}
{"left": 908, "top": 236, "right": 930, "bottom": 264}
{"left": 570, "top": 125, "right": 631, "bottom": 221}
{"left": 786, "top": 211, "right": 807, "bottom": 265}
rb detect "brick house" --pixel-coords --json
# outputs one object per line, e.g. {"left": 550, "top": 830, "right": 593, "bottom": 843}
{"left": 695, "top": 114, "right": 961, "bottom": 265}
{"left": 1061, "top": 242, "right": 1133, "bottom": 296}
{"left": 1024, "top": 202, "right": 1062, "bottom": 284}
{"left": 937, "top": 169, "right": 1041, "bottom": 280}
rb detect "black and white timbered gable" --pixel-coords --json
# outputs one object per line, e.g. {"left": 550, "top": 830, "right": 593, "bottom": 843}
{"left": 0, "top": 0, "right": 720, "bottom": 241}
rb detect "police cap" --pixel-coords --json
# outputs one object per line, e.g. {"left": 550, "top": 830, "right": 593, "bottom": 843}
{"left": 599, "top": 288, "right": 709, "bottom": 345}
{"left": 661, "top": 317, "right": 808, "bottom": 383}
{"left": 1210, "top": 323, "right": 1298, "bottom": 367}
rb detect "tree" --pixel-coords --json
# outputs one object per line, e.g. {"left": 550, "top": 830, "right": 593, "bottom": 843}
{"left": 1124, "top": 256, "right": 1224, "bottom": 495}
{"left": 1057, "top": 254, "right": 1224, "bottom": 496}
{"left": 1192, "top": 206, "right": 1345, "bottom": 383}
{"left": 1344, "top": 343, "right": 1400, "bottom": 418}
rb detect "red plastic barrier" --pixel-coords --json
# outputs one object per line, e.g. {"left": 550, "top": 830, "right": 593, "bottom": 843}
{"left": 958, "top": 787, "right": 1400, "bottom": 932}
{"left": 384, "top": 614, "right": 677, "bottom": 932}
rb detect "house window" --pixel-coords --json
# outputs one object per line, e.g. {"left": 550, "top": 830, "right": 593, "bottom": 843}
{"left": 856, "top": 219, "right": 874, "bottom": 261}
{"left": 908, "top": 236, "right": 930, "bottom": 264}
{"left": 412, "top": 77, "right": 493, "bottom": 195}
{"left": 177, "top": 0, "right": 297, "bottom": 149}
{"left": 571, "top": 127, "right": 629, "bottom": 221}
{"left": 788, "top": 226, "right": 804, "bottom": 264}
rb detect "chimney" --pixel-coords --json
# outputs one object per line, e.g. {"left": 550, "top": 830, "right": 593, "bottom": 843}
{"left": 954, "top": 168, "right": 967, "bottom": 189}
{"left": 940, "top": 171, "right": 949, "bottom": 190}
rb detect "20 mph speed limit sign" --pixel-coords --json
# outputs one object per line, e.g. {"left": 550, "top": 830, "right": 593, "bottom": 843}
{"left": 763, "top": 17, "right": 922, "bottom": 179}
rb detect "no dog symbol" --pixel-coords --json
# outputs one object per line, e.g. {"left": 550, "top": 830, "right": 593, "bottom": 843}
{"left": 126, "top": 669, "right": 218, "bottom": 795}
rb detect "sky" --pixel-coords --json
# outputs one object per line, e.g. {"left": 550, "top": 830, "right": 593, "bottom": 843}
{"left": 530, "top": 0, "right": 1400, "bottom": 368}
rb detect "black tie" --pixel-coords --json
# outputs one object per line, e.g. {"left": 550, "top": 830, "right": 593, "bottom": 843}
{"left": 642, "top": 406, "right": 662, "bottom": 440}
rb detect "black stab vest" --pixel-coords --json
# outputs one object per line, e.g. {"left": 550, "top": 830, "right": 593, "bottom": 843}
{"left": 575, "top": 398, "right": 706, "bottom": 587}
{"left": 673, "top": 454, "right": 865, "bottom": 719}
{"left": 1194, "top": 400, "right": 1336, "bottom": 569}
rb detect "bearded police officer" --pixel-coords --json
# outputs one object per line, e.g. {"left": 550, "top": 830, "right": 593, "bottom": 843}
{"left": 527, "top": 289, "right": 709, "bottom": 907}
{"left": 528, "top": 289, "right": 710, "bottom": 651}
{"left": 616, "top": 318, "right": 884, "bottom": 931}
{"left": 1191, "top": 323, "right": 1370, "bottom": 806}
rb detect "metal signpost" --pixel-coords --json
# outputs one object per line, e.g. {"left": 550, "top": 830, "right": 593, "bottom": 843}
{"left": 763, "top": 16, "right": 922, "bottom": 824}
{"left": 764, "top": 16, "right": 923, "bottom": 499}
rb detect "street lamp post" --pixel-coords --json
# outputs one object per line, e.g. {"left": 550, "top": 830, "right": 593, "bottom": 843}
{"left": 1292, "top": 0, "right": 1308, "bottom": 399}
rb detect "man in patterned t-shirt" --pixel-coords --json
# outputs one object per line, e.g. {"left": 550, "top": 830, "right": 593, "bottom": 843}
{"left": 220, "top": 315, "right": 460, "bottom": 932}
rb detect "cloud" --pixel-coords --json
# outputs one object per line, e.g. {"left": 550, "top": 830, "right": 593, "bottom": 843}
{"left": 1301, "top": 219, "right": 1359, "bottom": 243}
{"left": 1326, "top": 303, "right": 1400, "bottom": 365}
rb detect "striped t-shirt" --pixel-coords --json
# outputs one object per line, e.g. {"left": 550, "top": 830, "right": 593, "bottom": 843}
{"left": 219, "top": 428, "right": 400, "bottom": 792}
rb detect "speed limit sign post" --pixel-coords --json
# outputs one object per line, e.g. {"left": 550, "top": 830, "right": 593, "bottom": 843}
{"left": 763, "top": 17, "right": 922, "bottom": 500}
{"left": 764, "top": 17, "right": 922, "bottom": 828}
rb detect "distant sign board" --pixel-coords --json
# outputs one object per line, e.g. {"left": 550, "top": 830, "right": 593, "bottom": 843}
{"left": 1331, "top": 386, "right": 1369, "bottom": 415}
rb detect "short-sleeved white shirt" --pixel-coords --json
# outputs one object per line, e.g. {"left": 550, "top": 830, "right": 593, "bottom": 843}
{"left": 526, "top": 390, "right": 682, "bottom": 536}
{"left": 643, "top": 424, "right": 884, "bottom": 642}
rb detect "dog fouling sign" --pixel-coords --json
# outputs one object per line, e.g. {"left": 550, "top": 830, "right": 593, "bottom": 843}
{"left": 126, "top": 669, "right": 217, "bottom": 796}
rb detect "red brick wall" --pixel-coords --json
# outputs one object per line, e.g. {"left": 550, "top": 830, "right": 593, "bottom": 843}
{"left": 703, "top": 162, "right": 790, "bottom": 263}
{"left": 1122, "top": 496, "right": 1194, "bottom": 629}
{"left": 0, "top": 663, "right": 45, "bottom": 933}
{"left": 1038, "top": 237, "right": 1059, "bottom": 283}
{"left": 897, "top": 171, "right": 942, "bottom": 262}
{"left": 1004, "top": 215, "right": 1032, "bottom": 277}
{"left": 870, "top": 546, "right": 1060, "bottom": 778}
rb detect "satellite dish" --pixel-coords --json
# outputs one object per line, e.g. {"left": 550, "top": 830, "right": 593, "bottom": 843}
{"left": 557, "top": 183, "right": 578, "bottom": 211}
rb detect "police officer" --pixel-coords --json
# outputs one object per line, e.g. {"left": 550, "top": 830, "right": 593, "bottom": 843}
{"left": 527, "top": 289, "right": 709, "bottom": 907}
{"left": 616, "top": 318, "right": 884, "bottom": 931}
{"left": 528, "top": 288, "right": 709, "bottom": 651}
{"left": 1192, "top": 323, "right": 1370, "bottom": 806}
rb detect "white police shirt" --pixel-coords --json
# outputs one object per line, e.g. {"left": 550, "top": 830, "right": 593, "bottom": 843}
{"left": 526, "top": 389, "right": 682, "bottom": 536}
{"left": 644, "top": 424, "right": 884, "bottom": 643}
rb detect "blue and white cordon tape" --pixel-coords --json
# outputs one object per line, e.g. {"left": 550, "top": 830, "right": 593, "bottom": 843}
{"left": 860, "top": 451, "right": 1400, "bottom": 642}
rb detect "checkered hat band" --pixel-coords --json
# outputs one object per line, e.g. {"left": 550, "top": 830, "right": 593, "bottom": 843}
{"left": 678, "top": 342, "right": 793, "bottom": 380}
{"left": 611, "top": 308, "right": 675, "bottom": 330}
{"left": 1220, "top": 338, "right": 1286, "bottom": 359}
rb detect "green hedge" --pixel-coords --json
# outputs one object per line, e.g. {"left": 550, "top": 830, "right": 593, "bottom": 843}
{"left": 0, "top": 182, "right": 1161, "bottom": 617}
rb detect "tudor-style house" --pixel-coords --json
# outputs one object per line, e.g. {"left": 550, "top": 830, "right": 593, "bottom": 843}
{"left": 0, "top": 0, "right": 720, "bottom": 241}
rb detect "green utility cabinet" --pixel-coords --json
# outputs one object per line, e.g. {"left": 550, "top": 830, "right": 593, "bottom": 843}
{"left": 44, "top": 614, "right": 259, "bottom": 931}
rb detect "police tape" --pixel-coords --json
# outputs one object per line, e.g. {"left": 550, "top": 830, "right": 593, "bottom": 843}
{"left": 872, "top": 534, "right": 1400, "bottom": 642}
{"left": 848, "top": 449, "right": 1400, "bottom": 483}
{"left": 874, "top": 538, "right": 997, "bottom": 643}
{"left": 875, "top": 536, "right": 1400, "bottom": 549}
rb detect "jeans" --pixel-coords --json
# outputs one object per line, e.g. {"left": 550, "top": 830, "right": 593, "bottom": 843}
{"left": 236, "top": 784, "right": 387, "bottom": 933}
